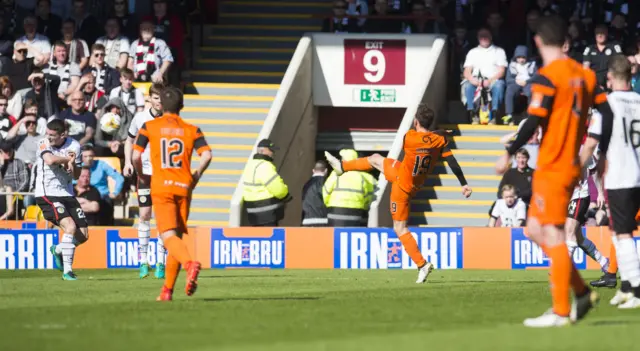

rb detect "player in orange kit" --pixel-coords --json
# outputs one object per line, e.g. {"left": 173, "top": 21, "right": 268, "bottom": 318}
{"left": 495, "top": 15, "right": 615, "bottom": 327}
{"left": 132, "top": 87, "right": 212, "bottom": 301}
{"left": 325, "top": 104, "right": 472, "bottom": 283}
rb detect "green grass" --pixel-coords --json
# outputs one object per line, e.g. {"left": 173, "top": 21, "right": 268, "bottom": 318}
{"left": 0, "top": 269, "right": 637, "bottom": 350}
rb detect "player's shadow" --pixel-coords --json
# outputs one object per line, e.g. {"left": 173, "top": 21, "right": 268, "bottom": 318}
{"left": 590, "top": 320, "right": 640, "bottom": 326}
{"left": 199, "top": 275, "right": 293, "bottom": 279}
{"left": 203, "top": 296, "right": 321, "bottom": 302}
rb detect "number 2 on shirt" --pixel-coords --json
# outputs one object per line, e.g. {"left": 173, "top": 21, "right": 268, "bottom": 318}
{"left": 412, "top": 155, "right": 432, "bottom": 176}
{"left": 161, "top": 138, "right": 185, "bottom": 169}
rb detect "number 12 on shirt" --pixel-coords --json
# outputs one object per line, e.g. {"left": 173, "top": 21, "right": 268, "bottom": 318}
{"left": 412, "top": 155, "right": 432, "bottom": 176}
{"left": 161, "top": 138, "right": 184, "bottom": 168}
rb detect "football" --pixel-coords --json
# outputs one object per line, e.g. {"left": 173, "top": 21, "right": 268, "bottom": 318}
{"left": 100, "top": 112, "right": 121, "bottom": 135}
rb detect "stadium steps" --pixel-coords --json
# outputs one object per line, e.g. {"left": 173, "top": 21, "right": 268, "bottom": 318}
{"left": 410, "top": 124, "right": 517, "bottom": 227}
{"left": 191, "top": 0, "right": 325, "bottom": 83}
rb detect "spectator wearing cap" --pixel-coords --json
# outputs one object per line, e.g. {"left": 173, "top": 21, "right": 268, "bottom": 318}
{"left": 0, "top": 94, "right": 16, "bottom": 139}
{"left": 74, "top": 167, "right": 100, "bottom": 226}
{"left": 127, "top": 19, "right": 173, "bottom": 84}
{"left": 61, "top": 18, "right": 90, "bottom": 71}
{"left": 4, "top": 99, "right": 44, "bottom": 165}
{"left": 15, "top": 15, "right": 51, "bottom": 65}
{"left": 142, "top": 0, "right": 184, "bottom": 86}
{"left": 95, "top": 17, "right": 130, "bottom": 70}
{"left": 24, "top": 67, "right": 60, "bottom": 118}
{"left": 241, "top": 139, "right": 291, "bottom": 227}
{"left": 80, "top": 143, "right": 124, "bottom": 225}
{"left": 82, "top": 43, "right": 120, "bottom": 95}
{"left": 54, "top": 90, "right": 96, "bottom": 145}
{"left": 301, "top": 160, "right": 329, "bottom": 227}
{"left": 0, "top": 140, "right": 29, "bottom": 220}
{"left": 583, "top": 24, "right": 623, "bottom": 88}
{"left": 1, "top": 42, "right": 39, "bottom": 93}
{"left": 36, "top": 0, "right": 63, "bottom": 43}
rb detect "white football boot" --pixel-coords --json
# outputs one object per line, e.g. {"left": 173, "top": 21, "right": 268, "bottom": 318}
{"left": 416, "top": 262, "right": 434, "bottom": 283}
{"left": 618, "top": 296, "right": 640, "bottom": 309}
{"left": 324, "top": 151, "right": 344, "bottom": 176}
{"left": 610, "top": 290, "right": 633, "bottom": 306}
{"left": 523, "top": 310, "right": 570, "bottom": 328}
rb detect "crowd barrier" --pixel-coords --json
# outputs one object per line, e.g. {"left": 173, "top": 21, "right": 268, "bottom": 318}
{"left": 0, "top": 222, "right": 637, "bottom": 270}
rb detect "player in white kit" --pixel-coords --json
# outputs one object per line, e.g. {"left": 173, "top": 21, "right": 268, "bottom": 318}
{"left": 124, "top": 83, "right": 166, "bottom": 279}
{"left": 587, "top": 55, "right": 640, "bottom": 308}
{"left": 35, "top": 119, "right": 88, "bottom": 280}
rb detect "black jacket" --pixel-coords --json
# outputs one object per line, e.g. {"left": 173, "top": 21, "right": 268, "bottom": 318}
{"left": 497, "top": 166, "right": 534, "bottom": 205}
{"left": 301, "top": 174, "right": 328, "bottom": 226}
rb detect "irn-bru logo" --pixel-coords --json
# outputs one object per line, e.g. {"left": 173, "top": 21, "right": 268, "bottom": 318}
{"left": 106, "top": 230, "right": 164, "bottom": 268}
{"left": 0, "top": 224, "right": 58, "bottom": 269}
{"left": 210, "top": 229, "right": 285, "bottom": 268}
{"left": 334, "top": 228, "right": 463, "bottom": 269}
{"left": 511, "top": 228, "right": 587, "bottom": 269}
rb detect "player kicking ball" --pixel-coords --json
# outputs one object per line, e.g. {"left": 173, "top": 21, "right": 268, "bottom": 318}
{"left": 584, "top": 55, "right": 640, "bottom": 309}
{"left": 325, "top": 104, "right": 472, "bottom": 283}
{"left": 132, "top": 87, "right": 212, "bottom": 301}
{"left": 124, "top": 83, "right": 167, "bottom": 279}
{"left": 35, "top": 120, "right": 88, "bottom": 280}
{"left": 496, "top": 15, "right": 613, "bottom": 327}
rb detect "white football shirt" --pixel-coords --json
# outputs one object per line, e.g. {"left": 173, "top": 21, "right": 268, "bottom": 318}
{"left": 491, "top": 198, "right": 527, "bottom": 227}
{"left": 34, "top": 137, "right": 81, "bottom": 197}
{"left": 128, "top": 109, "right": 158, "bottom": 175}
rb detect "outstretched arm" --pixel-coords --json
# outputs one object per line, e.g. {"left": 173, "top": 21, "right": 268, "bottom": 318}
{"left": 443, "top": 147, "right": 472, "bottom": 198}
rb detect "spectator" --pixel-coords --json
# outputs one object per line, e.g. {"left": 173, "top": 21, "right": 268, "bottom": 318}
{"left": 531, "top": 0, "right": 557, "bottom": 16}
{"left": 109, "top": 68, "right": 144, "bottom": 114}
{"left": 0, "top": 140, "right": 29, "bottom": 220}
{"left": 365, "top": 0, "right": 402, "bottom": 34}
{"left": 403, "top": 2, "right": 444, "bottom": 34}
{"left": 143, "top": 0, "right": 184, "bottom": 86}
{"left": 488, "top": 184, "right": 526, "bottom": 227}
{"left": 0, "top": 94, "right": 16, "bottom": 138}
{"left": 0, "top": 18, "right": 13, "bottom": 71}
{"left": 74, "top": 167, "right": 100, "bottom": 226}
{"left": 75, "top": 72, "right": 107, "bottom": 113}
{"left": 497, "top": 148, "right": 533, "bottom": 205}
{"left": 15, "top": 15, "right": 51, "bottom": 65}
{"left": 522, "top": 9, "right": 539, "bottom": 59}
{"left": 609, "top": 13, "right": 632, "bottom": 52}
{"left": 94, "top": 97, "right": 133, "bottom": 157}
{"left": 36, "top": 0, "right": 63, "bottom": 43}
{"left": 24, "top": 67, "right": 60, "bottom": 118}
{"left": 4, "top": 99, "right": 45, "bottom": 164}
{"left": 55, "top": 90, "right": 96, "bottom": 145}
{"left": 503, "top": 45, "right": 536, "bottom": 125}
{"left": 45, "top": 41, "right": 81, "bottom": 104}
{"left": 49, "top": 0, "right": 72, "bottom": 19}
{"left": 629, "top": 56, "right": 640, "bottom": 93}
{"left": 95, "top": 17, "right": 130, "bottom": 70}
{"left": 462, "top": 26, "right": 507, "bottom": 125}
{"left": 583, "top": 24, "right": 623, "bottom": 88}
{"left": 128, "top": 20, "right": 173, "bottom": 83}
{"left": 567, "top": 21, "right": 588, "bottom": 62}
{"left": 61, "top": 18, "right": 90, "bottom": 70}
{"left": 80, "top": 143, "right": 123, "bottom": 225}
{"left": 112, "top": 0, "right": 139, "bottom": 41}
{"left": 83, "top": 43, "right": 120, "bottom": 94}
{"left": 69, "top": 0, "right": 102, "bottom": 46}
{"left": 346, "top": 0, "right": 368, "bottom": 30}
{"left": 301, "top": 160, "right": 329, "bottom": 227}
{"left": 322, "top": 0, "right": 358, "bottom": 33}
{"left": 486, "top": 11, "right": 514, "bottom": 56}
{"left": 1, "top": 42, "right": 37, "bottom": 92}
{"left": 449, "top": 21, "right": 470, "bottom": 84}
{"left": 1, "top": 0, "right": 30, "bottom": 37}
{"left": 0, "top": 76, "right": 22, "bottom": 118}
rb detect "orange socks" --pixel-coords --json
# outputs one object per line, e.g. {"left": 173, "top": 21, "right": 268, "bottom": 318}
{"left": 164, "top": 254, "right": 180, "bottom": 290}
{"left": 608, "top": 242, "right": 618, "bottom": 274}
{"left": 163, "top": 235, "right": 192, "bottom": 265}
{"left": 547, "top": 243, "right": 587, "bottom": 316}
{"left": 399, "top": 232, "right": 427, "bottom": 268}
{"left": 342, "top": 157, "right": 373, "bottom": 172}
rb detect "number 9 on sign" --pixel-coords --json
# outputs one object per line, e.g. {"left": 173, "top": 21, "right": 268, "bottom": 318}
{"left": 344, "top": 39, "right": 406, "bottom": 85}
{"left": 363, "top": 50, "right": 385, "bottom": 83}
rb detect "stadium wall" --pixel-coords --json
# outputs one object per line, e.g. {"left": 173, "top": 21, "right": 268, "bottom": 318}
{"left": 368, "top": 36, "right": 448, "bottom": 228}
{"left": 229, "top": 36, "right": 317, "bottom": 227}
{"left": 1, "top": 222, "right": 633, "bottom": 270}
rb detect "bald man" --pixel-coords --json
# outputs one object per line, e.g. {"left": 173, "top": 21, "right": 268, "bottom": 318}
{"left": 54, "top": 90, "right": 97, "bottom": 145}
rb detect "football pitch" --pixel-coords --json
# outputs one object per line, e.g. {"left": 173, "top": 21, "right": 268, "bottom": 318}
{"left": 0, "top": 269, "right": 637, "bottom": 351}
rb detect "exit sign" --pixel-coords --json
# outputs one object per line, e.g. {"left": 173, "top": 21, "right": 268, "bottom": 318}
{"left": 355, "top": 89, "right": 396, "bottom": 103}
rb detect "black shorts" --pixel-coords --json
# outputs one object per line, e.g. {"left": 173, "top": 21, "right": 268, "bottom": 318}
{"left": 137, "top": 175, "right": 152, "bottom": 208}
{"left": 567, "top": 196, "right": 590, "bottom": 225}
{"left": 36, "top": 196, "right": 88, "bottom": 228}
{"left": 608, "top": 188, "right": 640, "bottom": 234}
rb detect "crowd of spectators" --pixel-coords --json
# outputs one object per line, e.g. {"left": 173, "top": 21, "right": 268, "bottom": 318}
{"left": 0, "top": 0, "right": 190, "bottom": 221}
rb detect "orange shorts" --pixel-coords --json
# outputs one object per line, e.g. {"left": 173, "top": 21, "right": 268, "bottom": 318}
{"left": 528, "top": 172, "right": 577, "bottom": 226}
{"left": 383, "top": 158, "right": 412, "bottom": 222}
{"left": 152, "top": 192, "right": 191, "bottom": 234}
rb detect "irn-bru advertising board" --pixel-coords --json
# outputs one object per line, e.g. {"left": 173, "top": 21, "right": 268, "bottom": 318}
{"left": 0, "top": 223, "right": 637, "bottom": 270}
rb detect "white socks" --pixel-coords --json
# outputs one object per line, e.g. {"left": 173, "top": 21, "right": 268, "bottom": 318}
{"left": 157, "top": 236, "right": 165, "bottom": 265}
{"left": 138, "top": 220, "right": 151, "bottom": 265}
{"left": 579, "top": 238, "right": 609, "bottom": 269}
{"left": 56, "top": 233, "right": 76, "bottom": 274}
{"left": 566, "top": 240, "right": 578, "bottom": 258}
{"left": 616, "top": 237, "right": 640, "bottom": 291}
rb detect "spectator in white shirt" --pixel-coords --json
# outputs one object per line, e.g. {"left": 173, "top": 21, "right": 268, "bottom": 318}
{"left": 127, "top": 20, "right": 173, "bottom": 83}
{"left": 95, "top": 17, "right": 130, "bottom": 70}
{"left": 489, "top": 184, "right": 527, "bottom": 227}
{"left": 109, "top": 68, "right": 144, "bottom": 114}
{"left": 15, "top": 15, "right": 51, "bottom": 65}
{"left": 462, "top": 27, "right": 508, "bottom": 124}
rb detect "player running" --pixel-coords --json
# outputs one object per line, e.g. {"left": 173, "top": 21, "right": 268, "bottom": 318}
{"left": 132, "top": 86, "right": 212, "bottom": 301}
{"left": 325, "top": 104, "right": 472, "bottom": 283}
{"left": 495, "top": 15, "right": 614, "bottom": 327}
{"left": 124, "top": 83, "right": 166, "bottom": 279}
{"left": 584, "top": 55, "right": 640, "bottom": 308}
{"left": 36, "top": 119, "right": 88, "bottom": 280}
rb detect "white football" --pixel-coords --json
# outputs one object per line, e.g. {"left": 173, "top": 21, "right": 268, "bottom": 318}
{"left": 100, "top": 112, "right": 121, "bottom": 135}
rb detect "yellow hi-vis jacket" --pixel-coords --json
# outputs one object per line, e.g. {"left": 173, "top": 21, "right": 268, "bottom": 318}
{"left": 242, "top": 154, "right": 289, "bottom": 224}
{"left": 322, "top": 170, "right": 377, "bottom": 210}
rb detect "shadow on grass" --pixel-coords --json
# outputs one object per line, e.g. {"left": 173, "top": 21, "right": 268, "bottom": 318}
{"left": 199, "top": 275, "right": 294, "bottom": 279}
{"left": 590, "top": 320, "right": 640, "bottom": 326}
{"left": 203, "top": 296, "right": 321, "bottom": 302}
